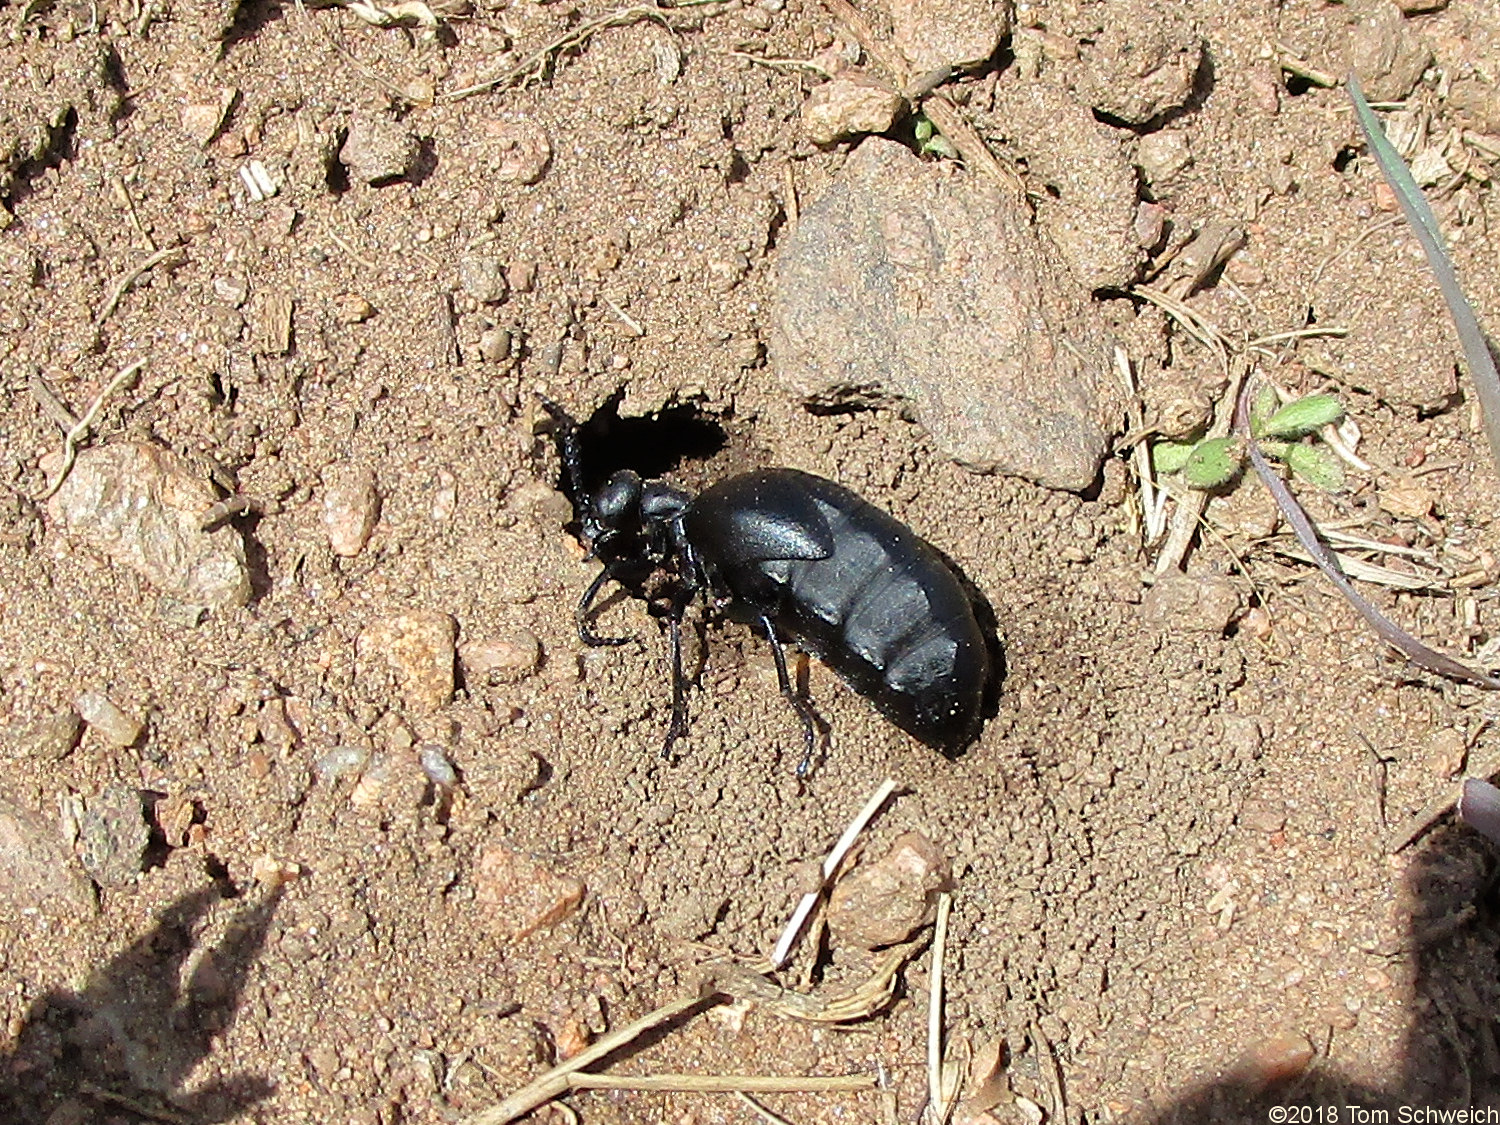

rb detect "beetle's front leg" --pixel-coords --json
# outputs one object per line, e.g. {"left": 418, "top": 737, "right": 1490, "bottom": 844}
{"left": 576, "top": 565, "right": 634, "bottom": 647}
{"left": 662, "top": 594, "right": 693, "bottom": 760}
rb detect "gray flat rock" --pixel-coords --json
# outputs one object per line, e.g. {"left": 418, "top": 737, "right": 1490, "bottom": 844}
{"left": 771, "top": 138, "right": 1118, "bottom": 490}
{"left": 46, "top": 442, "right": 252, "bottom": 609}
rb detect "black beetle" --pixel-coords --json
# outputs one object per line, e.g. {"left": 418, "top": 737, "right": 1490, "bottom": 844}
{"left": 543, "top": 402, "right": 992, "bottom": 773}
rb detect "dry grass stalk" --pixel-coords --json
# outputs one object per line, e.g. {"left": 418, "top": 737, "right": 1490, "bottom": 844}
{"left": 770, "top": 776, "right": 897, "bottom": 969}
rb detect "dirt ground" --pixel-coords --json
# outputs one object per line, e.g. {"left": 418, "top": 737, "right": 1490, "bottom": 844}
{"left": 4, "top": 0, "right": 1500, "bottom": 1121}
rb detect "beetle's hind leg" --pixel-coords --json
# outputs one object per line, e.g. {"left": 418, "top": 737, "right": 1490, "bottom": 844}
{"left": 759, "top": 615, "right": 824, "bottom": 777}
{"left": 576, "top": 566, "right": 635, "bottom": 647}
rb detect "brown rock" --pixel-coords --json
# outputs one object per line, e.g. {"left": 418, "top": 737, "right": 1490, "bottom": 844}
{"left": 322, "top": 464, "right": 380, "bottom": 557}
{"left": 1140, "top": 573, "right": 1241, "bottom": 635}
{"left": 459, "top": 631, "right": 542, "bottom": 685}
{"left": 889, "top": 0, "right": 1012, "bottom": 73}
{"left": 1347, "top": 5, "right": 1433, "bottom": 103}
{"left": 0, "top": 792, "right": 95, "bottom": 913}
{"left": 46, "top": 442, "right": 251, "bottom": 608}
{"left": 341, "top": 115, "right": 420, "bottom": 184}
{"left": 802, "top": 75, "right": 906, "bottom": 145}
{"left": 357, "top": 611, "right": 458, "bottom": 713}
{"left": 10, "top": 710, "right": 83, "bottom": 761}
{"left": 827, "top": 831, "right": 952, "bottom": 949}
{"left": 473, "top": 841, "right": 585, "bottom": 939}
{"left": 179, "top": 88, "right": 237, "bottom": 146}
{"left": 1236, "top": 1030, "right": 1315, "bottom": 1087}
{"left": 772, "top": 138, "right": 1119, "bottom": 489}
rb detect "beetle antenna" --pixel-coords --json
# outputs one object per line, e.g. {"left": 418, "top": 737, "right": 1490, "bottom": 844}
{"left": 538, "top": 398, "right": 589, "bottom": 512}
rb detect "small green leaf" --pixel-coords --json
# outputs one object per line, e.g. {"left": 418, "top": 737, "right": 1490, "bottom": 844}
{"left": 1260, "top": 394, "right": 1346, "bottom": 439}
{"left": 1182, "top": 436, "right": 1244, "bottom": 489}
{"left": 924, "top": 134, "right": 959, "bottom": 160}
{"left": 1250, "top": 384, "right": 1281, "bottom": 436}
{"left": 1151, "top": 440, "right": 1197, "bottom": 474}
{"left": 913, "top": 116, "right": 934, "bottom": 143}
{"left": 1285, "top": 443, "right": 1346, "bottom": 490}
{"left": 1257, "top": 439, "right": 1292, "bottom": 460}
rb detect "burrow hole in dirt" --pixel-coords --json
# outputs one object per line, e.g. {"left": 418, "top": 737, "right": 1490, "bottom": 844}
{"left": 560, "top": 394, "right": 731, "bottom": 510}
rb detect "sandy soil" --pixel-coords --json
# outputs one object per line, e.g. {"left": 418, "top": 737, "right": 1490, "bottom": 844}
{"left": 3, "top": 0, "right": 1500, "bottom": 1122}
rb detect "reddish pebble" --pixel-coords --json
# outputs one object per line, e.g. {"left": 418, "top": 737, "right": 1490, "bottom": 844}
{"left": 553, "top": 1017, "right": 592, "bottom": 1060}
{"left": 474, "top": 840, "right": 585, "bottom": 940}
{"left": 1237, "top": 1030, "right": 1315, "bottom": 1086}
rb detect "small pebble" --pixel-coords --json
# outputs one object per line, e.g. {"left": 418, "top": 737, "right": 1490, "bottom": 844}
{"left": 341, "top": 115, "right": 420, "bottom": 185}
{"left": 48, "top": 443, "right": 251, "bottom": 608}
{"left": 1378, "top": 480, "right": 1435, "bottom": 520}
{"left": 12, "top": 710, "right": 83, "bottom": 761}
{"left": 460, "top": 254, "right": 508, "bottom": 304}
{"left": 418, "top": 744, "right": 458, "bottom": 789}
{"left": 473, "top": 840, "right": 586, "bottom": 939}
{"left": 251, "top": 853, "right": 302, "bottom": 889}
{"left": 322, "top": 464, "right": 380, "bottom": 557}
{"left": 1236, "top": 1030, "right": 1315, "bottom": 1087}
{"left": 77, "top": 786, "right": 150, "bottom": 887}
{"left": 1239, "top": 796, "right": 1286, "bottom": 834}
{"left": 801, "top": 75, "right": 905, "bottom": 145}
{"left": 507, "top": 261, "right": 537, "bottom": 292}
{"left": 1136, "top": 130, "right": 1192, "bottom": 185}
{"left": 460, "top": 631, "right": 542, "bottom": 685}
{"left": 75, "top": 691, "right": 144, "bottom": 747}
{"left": 479, "top": 327, "right": 512, "bottom": 363}
{"left": 827, "top": 832, "right": 952, "bottom": 949}
{"left": 357, "top": 611, "right": 458, "bottom": 713}
{"left": 314, "top": 744, "right": 371, "bottom": 785}
{"left": 337, "top": 293, "right": 376, "bottom": 323}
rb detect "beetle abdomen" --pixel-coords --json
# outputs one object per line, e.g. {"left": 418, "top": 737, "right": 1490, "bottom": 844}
{"left": 688, "top": 469, "right": 989, "bottom": 753}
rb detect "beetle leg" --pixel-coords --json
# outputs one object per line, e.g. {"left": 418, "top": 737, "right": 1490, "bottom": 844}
{"left": 663, "top": 599, "right": 691, "bottom": 760}
{"left": 576, "top": 566, "right": 633, "bottom": 647}
{"left": 759, "top": 615, "right": 821, "bottom": 776}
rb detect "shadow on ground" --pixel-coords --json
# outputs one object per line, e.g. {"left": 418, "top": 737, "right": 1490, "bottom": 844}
{"left": 1149, "top": 825, "right": 1500, "bottom": 1120}
{"left": 0, "top": 883, "right": 284, "bottom": 1124}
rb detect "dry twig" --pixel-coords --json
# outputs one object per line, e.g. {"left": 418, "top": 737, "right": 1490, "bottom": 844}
{"left": 771, "top": 777, "right": 896, "bottom": 968}
{"left": 463, "top": 994, "right": 707, "bottom": 1125}
{"left": 441, "top": 2, "right": 692, "bottom": 102}
{"left": 33, "top": 361, "right": 146, "bottom": 501}
{"left": 94, "top": 244, "right": 184, "bottom": 328}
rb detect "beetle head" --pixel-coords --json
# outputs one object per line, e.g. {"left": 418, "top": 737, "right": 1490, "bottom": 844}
{"left": 587, "top": 469, "right": 644, "bottom": 545}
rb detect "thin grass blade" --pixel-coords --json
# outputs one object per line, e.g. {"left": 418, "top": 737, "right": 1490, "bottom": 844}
{"left": 1347, "top": 73, "right": 1500, "bottom": 471}
{"left": 1236, "top": 377, "right": 1500, "bottom": 690}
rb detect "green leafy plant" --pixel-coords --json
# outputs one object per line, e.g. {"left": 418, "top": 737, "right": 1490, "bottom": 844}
{"left": 912, "top": 114, "right": 958, "bottom": 160}
{"left": 1151, "top": 387, "right": 1347, "bottom": 491}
